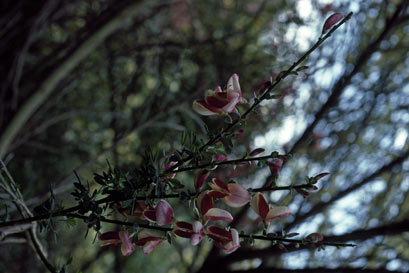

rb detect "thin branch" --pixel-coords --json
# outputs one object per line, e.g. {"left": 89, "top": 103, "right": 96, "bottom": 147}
{"left": 166, "top": 12, "right": 353, "bottom": 173}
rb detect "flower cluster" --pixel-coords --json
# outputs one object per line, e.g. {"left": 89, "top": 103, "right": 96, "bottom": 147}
{"left": 100, "top": 172, "right": 293, "bottom": 255}
{"left": 98, "top": 69, "right": 337, "bottom": 256}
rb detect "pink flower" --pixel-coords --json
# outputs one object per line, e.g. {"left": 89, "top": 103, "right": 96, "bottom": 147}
{"left": 208, "top": 178, "right": 251, "bottom": 207}
{"left": 173, "top": 221, "right": 205, "bottom": 245}
{"left": 193, "top": 74, "right": 242, "bottom": 115}
{"left": 164, "top": 161, "right": 178, "bottom": 179}
{"left": 268, "top": 158, "right": 283, "bottom": 177}
{"left": 197, "top": 191, "right": 233, "bottom": 223}
{"left": 203, "top": 208, "right": 233, "bottom": 223}
{"left": 249, "top": 148, "right": 265, "bottom": 156}
{"left": 99, "top": 231, "right": 135, "bottom": 256}
{"left": 322, "top": 13, "right": 343, "bottom": 34}
{"left": 144, "top": 200, "right": 174, "bottom": 226}
{"left": 251, "top": 192, "right": 290, "bottom": 227}
{"left": 134, "top": 230, "right": 162, "bottom": 254}
{"left": 216, "top": 153, "right": 228, "bottom": 161}
{"left": 195, "top": 170, "right": 210, "bottom": 192}
{"left": 206, "top": 226, "right": 240, "bottom": 254}
{"left": 197, "top": 191, "right": 214, "bottom": 215}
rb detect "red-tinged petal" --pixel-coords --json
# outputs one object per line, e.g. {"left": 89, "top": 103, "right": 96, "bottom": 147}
{"left": 99, "top": 231, "right": 120, "bottom": 242}
{"left": 143, "top": 209, "right": 157, "bottom": 222}
{"left": 224, "top": 183, "right": 251, "bottom": 207}
{"left": 175, "top": 221, "right": 193, "bottom": 230}
{"left": 251, "top": 193, "right": 269, "bottom": 219}
{"left": 305, "top": 233, "right": 324, "bottom": 243}
{"left": 227, "top": 73, "right": 242, "bottom": 101}
{"left": 195, "top": 171, "right": 210, "bottom": 192}
{"left": 164, "top": 161, "right": 177, "bottom": 179}
{"left": 174, "top": 230, "right": 194, "bottom": 238}
{"left": 212, "top": 178, "right": 229, "bottom": 191}
{"left": 322, "top": 13, "right": 343, "bottom": 34}
{"left": 205, "top": 94, "right": 230, "bottom": 108}
{"left": 216, "top": 153, "right": 228, "bottom": 161}
{"left": 203, "top": 208, "right": 233, "bottom": 223}
{"left": 314, "top": 172, "right": 329, "bottom": 180}
{"left": 119, "top": 231, "right": 135, "bottom": 256}
{"left": 221, "top": 96, "right": 240, "bottom": 113}
{"left": 206, "top": 226, "right": 232, "bottom": 243}
{"left": 155, "top": 200, "right": 174, "bottom": 226}
{"left": 190, "top": 233, "right": 203, "bottom": 246}
{"left": 224, "top": 228, "right": 240, "bottom": 254}
{"left": 141, "top": 239, "right": 162, "bottom": 255}
{"left": 268, "top": 158, "right": 283, "bottom": 177}
{"left": 265, "top": 205, "right": 291, "bottom": 226}
{"left": 249, "top": 148, "right": 265, "bottom": 156}
{"left": 208, "top": 190, "right": 229, "bottom": 199}
{"left": 296, "top": 188, "right": 310, "bottom": 197}
{"left": 193, "top": 100, "right": 219, "bottom": 116}
{"left": 198, "top": 191, "right": 214, "bottom": 215}
{"left": 135, "top": 231, "right": 162, "bottom": 254}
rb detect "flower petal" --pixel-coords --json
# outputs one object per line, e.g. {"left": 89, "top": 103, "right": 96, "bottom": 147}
{"left": 224, "top": 183, "right": 250, "bottom": 207}
{"left": 195, "top": 171, "right": 210, "bottom": 192}
{"left": 155, "top": 200, "right": 174, "bottom": 226}
{"left": 203, "top": 208, "right": 233, "bottom": 223}
{"left": 211, "top": 178, "right": 229, "bottom": 191}
{"left": 249, "top": 148, "right": 265, "bottom": 156}
{"left": 227, "top": 74, "right": 242, "bottom": 100}
{"left": 206, "top": 226, "right": 232, "bottom": 243}
{"left": 119, "top": 231, "right": 135, "bottom": 256}
{"left": 251, "top": 192, "right": 269, "bottom": 219}
{"left": 193, "top": 100, "right": 219, "bottom": 116}
{"left": 136, "top": 231, "right": 162, "bottom": 255}
{"left": 198, "top": 191, "right": 214, "bottom": 215}
{"left": 223, "top": 228, "right": 240, "bottom": 254}
{"left": 322, "top": 13, "right": 343, "bottom": 34}
{"left": 265, "top": 205, "right": 291, "bottom": 225}
{"left": 268, "top": 158, "right": 283, "bottom": 177}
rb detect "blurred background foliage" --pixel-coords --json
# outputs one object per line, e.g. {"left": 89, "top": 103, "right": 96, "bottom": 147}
{"left": 1, "top": 0, "right": 409, "bottom": 272}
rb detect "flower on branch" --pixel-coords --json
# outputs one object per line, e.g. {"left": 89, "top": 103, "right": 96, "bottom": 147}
{"left": 164, "top": 160, "right": 178, "bottom": 179}
{"left": 206, "top": 226, "right": 240, "bottom": 254}
{"left": 208, "top": 178, "right": 251, "bottom": 207}
{"left": 173, "top": 221, "right": 205, "bottom": 245}
{"left": 99, "top": 231, "right": 135, "bottom": 256}
{"left": 251, "top": 192, "right": 290, "bottom": 227}
{"left": 203, "top": 208, "right": 233, "bottom": 223}
{"left": 322, "top": 13, "right": 343, "bottom": 34}
{"left": 305, "top": 232, "right": 324, "bottom": 243}
{"left": 193, "top": 74, "right": 242, "bottom": 116}
{"left": 197, "top": 191, "right": 233, "bottom": 223}
{"left": 249, "top": 148, "right": 265, "bottom": 156}
{"left": 134, "top": 230, "right": 162, "bottom": 255}
{"left": 195, "top": 170, "right": 210, "bottom": 192}
{"left": 144, "top": 200, "right": 175, "bottom": 226}
{"left": 268, "top": 158, "right": 283, "bottom": 177}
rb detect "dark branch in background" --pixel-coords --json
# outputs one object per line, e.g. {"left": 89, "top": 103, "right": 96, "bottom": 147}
{"left": 214, "top": 218, "right": 409, "bottom": 269}
{"left": 284, "top": 149, "right": 409, "bottom": 230}
{"left": 0, "top": 0, "right": 173, "bottom": 159}
{"left": 288, "top": 0, "right": 409, "bottom": 156}
{"left": 227, "top": 267, "right": 405, "bottom": 273}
